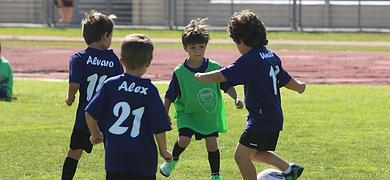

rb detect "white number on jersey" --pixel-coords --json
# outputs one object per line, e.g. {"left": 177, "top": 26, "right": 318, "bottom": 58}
{"left": 269, "top": 65, "right": 280, "bottom": 95}
{"left": 86, "top": 73, "right": 108, "bottom": 101}
{"left": 109, "top": 102, "right": 145, "bottom": 138}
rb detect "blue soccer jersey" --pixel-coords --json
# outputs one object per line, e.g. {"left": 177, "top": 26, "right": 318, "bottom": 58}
{"left": 221, "top": 48, "right": 292, "bottom": 132}
{"left": 69, "top": 47, "right": 123, "bottom": 132}
{"left": 85, "top": 73, "right": 171, "bottom": 175}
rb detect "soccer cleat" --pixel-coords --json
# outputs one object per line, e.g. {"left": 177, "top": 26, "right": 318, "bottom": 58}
{"left": 283, "top": 163, "right": 304, "bottom": 180}
{"left": 159, "top": 160, "right": 177, "bottom": 177}
{"left": 210, "top": 175, "right": 222, "bottom": 180}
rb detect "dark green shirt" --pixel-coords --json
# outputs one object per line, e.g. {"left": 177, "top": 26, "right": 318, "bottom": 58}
{"left": 0, "top": 57, "right": 13, "bottom": 98}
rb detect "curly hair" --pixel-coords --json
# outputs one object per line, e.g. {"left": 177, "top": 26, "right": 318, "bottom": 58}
{"left": 228, "top": 10, "right": 268, "bottom": 48}
{"left": 81, "top": 10, "right": 116, "bottom": 45}
{"left": 182, "top": 18, "right": 210, "bottom": 46}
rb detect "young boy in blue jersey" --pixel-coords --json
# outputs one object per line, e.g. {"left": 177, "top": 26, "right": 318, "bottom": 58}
{"left": 85, "top": 34, "right": 173, "bottom": 180}
{"left": 62, "top": 10, "right": 123, "bottom": 180}
{"left": 0, "top": 42, "right": 14, "bottom": 101}
{"left": 195, "top": 10, "right": 306, "bottom": 180}
{"left": 159, "top": 18, "right": 243, "bottom": 180}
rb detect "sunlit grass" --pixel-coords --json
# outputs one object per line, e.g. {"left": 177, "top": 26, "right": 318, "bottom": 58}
{"left": 0, "top": 80, "right": 389, "bottom": 179}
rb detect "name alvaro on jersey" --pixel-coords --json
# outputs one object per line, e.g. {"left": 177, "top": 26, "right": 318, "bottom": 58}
{"left": 259, "top": 50, "right": 274, "bottom": 60}
{"left": 86, "top": 56, "right": 115, "bottom": 67}
{"left": 118, "top": 81, "right": 148, "bottom": 95}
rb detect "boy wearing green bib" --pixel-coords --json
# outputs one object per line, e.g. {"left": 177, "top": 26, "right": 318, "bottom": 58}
{"left": 159, "top": 18, "right": 243, "bottom": 180}
{"left": 0, "top": 42, "right": 14, "bottom": 101}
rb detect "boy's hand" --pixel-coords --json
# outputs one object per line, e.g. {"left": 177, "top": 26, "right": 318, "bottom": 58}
{"left": 297, "top": 79, "right": 306, "bottom": 94}
{"left": 194, "top": 73, "right": 202, "bottom": 80}
{"left": 235, "top": 98, "right": 244, "bottom": 109}
{"left": 160, "top": 150, "right": 173, "bottom": 161}
{"left": 90, "top": 132, "right": 104, "bottom": 145}
{"left": 167, "top": 115, "right": 172, "bottom": 125}
{"left": 65, "top": 96, "right": 75, "bottom": 106}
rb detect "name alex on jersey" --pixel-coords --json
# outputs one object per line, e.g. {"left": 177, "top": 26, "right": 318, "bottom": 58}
{"left": 86, "top": 56, "right": 115, "bottom": 67}
{"left": 118, "top": 81, "right": 148, "bottom": 95}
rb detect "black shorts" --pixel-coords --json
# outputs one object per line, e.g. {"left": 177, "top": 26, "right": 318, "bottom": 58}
{"left": 106, "top": 172, "right": 156, "bottom": 180}
{"left": 69, "top": 128, "right": 93, "bottom": 153}
{"left": 54, "top": 0, "right": 73, "bottom": 7}
{"left": 239, "top": 130, "right": 279, "bottom": 151}
{"left": 179, "top": 128, "right": 218, "bottom": 140}
{"left": 0, "top": 86, "right": 7, "bottom": 98}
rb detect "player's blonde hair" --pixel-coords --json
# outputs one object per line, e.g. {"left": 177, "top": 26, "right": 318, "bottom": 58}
{"left": 182, "top": 18, "right": 210, "bottom": 46}
{"left": 121, "top": 34, "right": 154, "bottom": 70}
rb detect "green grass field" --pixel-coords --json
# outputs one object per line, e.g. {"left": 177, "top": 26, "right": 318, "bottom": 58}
{"left": 2, "top": 27, "right": 390, "bottom": 51}
{"left": 0, "top": 80, "right": 389, "bottom": 179}
{"left": 2, "top": 27, "right": 390, "bottom": 41}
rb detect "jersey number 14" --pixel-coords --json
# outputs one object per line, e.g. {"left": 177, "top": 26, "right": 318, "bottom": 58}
{"left": 86, "top": 74, "right": 108, "bottom": 101}
{"left": 269, "top": 65, "right": 280, "bottom": 95}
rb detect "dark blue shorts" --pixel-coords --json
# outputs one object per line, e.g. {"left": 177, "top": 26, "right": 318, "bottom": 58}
{"left": 239, "top": 130, "right": 279, "bottom": 151}
{"left": 106, "top": 171, "right": 156, "bottom": 180}
{"left": 54, "top": 0, "right": 73, "bottom": 7}
{"left": 179, "top": 127, "right": 218, "bottom": 140}
{"left": 69, "top": 128, "right": 93, "bottom": 153}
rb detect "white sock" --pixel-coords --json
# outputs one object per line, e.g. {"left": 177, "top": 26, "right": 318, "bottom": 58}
{"left": 283, "top": 164, "right": 293, "bottom": 174}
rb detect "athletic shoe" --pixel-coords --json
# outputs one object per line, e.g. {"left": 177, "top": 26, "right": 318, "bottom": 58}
{"left": 159, "top": 160, "right": 177, "bottom": 177}
{"left": 283, "top": 163, "right": 304, "bottom": 180}
{"left": 210, "top": 175, "right": 222, "bottom": 180}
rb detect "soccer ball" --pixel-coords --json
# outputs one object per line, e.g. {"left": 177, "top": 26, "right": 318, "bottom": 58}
{"left": 257, "top": 168, "right": 286, "bottom": 180}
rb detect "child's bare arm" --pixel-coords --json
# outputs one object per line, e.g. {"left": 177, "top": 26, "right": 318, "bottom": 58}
{"left": 154, "top": 132, "right": 173, "bottom": 161}
{"left": 65, "top": 83, "right": 80, "bottom": 106}
{"left": 195, "top": 70, "right": 227, "bottom": 83}
{"left": 226, "top": 87, "right": 244, "bottom": 109}
{"left": 85, "top": 112, "right": 104, "bottom": 145}
{"left": 284, "top": 78, "right": 306, "bottom": 94}
{"left": 164, "top": 98, "right": 173, "bottom": 124}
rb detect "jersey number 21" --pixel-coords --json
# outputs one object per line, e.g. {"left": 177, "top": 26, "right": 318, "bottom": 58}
{"left": 109, "top": 102, "right": 145, "bottom": 138}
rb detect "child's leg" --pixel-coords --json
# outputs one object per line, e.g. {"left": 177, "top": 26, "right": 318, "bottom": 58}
{"left": 205, "top": 137, "right": 220, "bottom": 176}
{"left": 234, "top": 143, "right": 258, "bottom": 180}
{"left": 250, "top": 150, "right": 289, "bottom": 171}
{"left": 63, "top": 7, "right": 73, "bottom": 23}
{"left": 62, "top": 128, "right": 93, "bottom": 180}
{"left": 160, "top": 135, "right": 191, "bottom": 177}
{"left": 62, "top": 149, "right": 83, "bottom": 180}
{"left": 173, "top": 136, "right": 191, "bottom": 160}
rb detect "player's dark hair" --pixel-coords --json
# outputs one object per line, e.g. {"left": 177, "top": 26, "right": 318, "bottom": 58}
{"left": 182, "top": 18, "right": 210, "bottom": 46}
{"left": 81, "top": 10, "right": 116, "bottom": 45}
{"left": 228, "top": 10, "right": 268, "bottom": 48}
{"left": 121, "top": 34, "right": 154, "bottom": 70}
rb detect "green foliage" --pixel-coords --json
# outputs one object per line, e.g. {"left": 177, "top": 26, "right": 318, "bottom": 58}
{"left": 0, "top": 80, "right": 389, "bottom": 179}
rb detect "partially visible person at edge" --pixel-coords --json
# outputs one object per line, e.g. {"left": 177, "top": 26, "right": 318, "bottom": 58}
{"left": 54, "top": 0, "right": 74, "bottom": 24}
{"left": 0, "top": 42, "right": 14, "bottom": 101}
